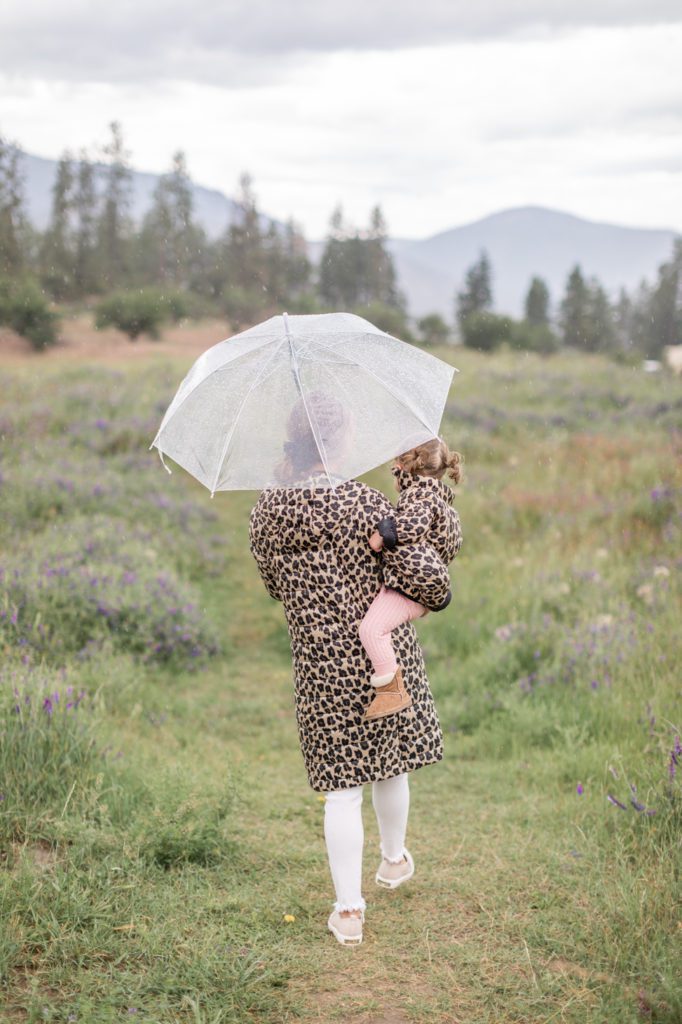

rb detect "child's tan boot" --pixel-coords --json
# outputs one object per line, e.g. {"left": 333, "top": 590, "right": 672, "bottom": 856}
{"left": 363, "top": 667, "right": 412, "bottom": 721}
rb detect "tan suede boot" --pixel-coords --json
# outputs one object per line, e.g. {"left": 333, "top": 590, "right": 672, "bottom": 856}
{"left": 363, "top": 667, "right": 412, "bottom": 721}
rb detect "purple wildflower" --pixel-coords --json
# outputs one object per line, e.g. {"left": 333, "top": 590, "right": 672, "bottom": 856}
{"left": 669, "top": 735, "right": 681, "bottom": 782}
{"left": 42, "top": 697, "right": 53, "bottom": 717}
{"left": 576, "top": 783, "right": 584, "bottom": 795}
{"left": 606, "top": 794, "right": 627, "bottom": 810}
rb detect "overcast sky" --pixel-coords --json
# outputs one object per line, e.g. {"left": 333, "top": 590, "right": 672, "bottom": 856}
{"left": 1, "top": 1, "right": 681, "bottom": 238}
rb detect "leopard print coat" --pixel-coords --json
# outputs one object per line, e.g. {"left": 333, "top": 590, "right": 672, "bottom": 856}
{"left": 249, "top": 477, "right": 449, "bottom": 792}
{"left": 379, "top": 466, "right": 463, "bottom": 611}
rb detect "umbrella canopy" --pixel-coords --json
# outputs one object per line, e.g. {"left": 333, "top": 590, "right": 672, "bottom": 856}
{"left": 150, "top": 312, "right": 457, "bottom": 493}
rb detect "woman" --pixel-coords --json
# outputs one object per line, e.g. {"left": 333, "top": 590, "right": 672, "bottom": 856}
{"left": 248, "top": 393, "right": 458, "bottom": 946}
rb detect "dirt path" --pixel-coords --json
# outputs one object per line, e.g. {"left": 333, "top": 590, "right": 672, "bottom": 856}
{"left": 0, "top": 315, "right": 231, "bottom": 367}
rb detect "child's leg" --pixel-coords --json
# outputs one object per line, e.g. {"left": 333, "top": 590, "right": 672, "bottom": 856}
{"left": 359, "top": 585, "right": 426, "bottom": 679}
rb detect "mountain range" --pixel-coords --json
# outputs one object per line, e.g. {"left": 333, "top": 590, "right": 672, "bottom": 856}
{"left": 19, "top": 150, "right": 679, "bottom": 319}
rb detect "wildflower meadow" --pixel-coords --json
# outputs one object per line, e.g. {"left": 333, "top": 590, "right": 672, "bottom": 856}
{"left": 0, "top": 344, "right": 680, "bottom": 1022}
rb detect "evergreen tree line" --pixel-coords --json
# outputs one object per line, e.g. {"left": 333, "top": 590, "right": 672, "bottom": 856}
{"left": 454, "top": 246, "right": 682, "bottom": 357}
{"left": 1, "top": 121, "right": 679, "bottom": 354}
{"left": 0, "top": 123, "right": 405, "bottom": 345}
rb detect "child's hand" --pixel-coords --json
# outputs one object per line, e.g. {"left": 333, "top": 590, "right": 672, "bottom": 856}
{"left": 369, "top": 530, "right": 384, "bottom": 552}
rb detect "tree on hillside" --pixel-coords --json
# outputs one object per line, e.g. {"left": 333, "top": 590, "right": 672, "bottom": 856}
{"left": 524, "top": 276, "right": 550, "bottom": 326}
{"left": 612, "top": 288, "right": 634, "bottom": 353}
{"left": 0, "top": 135, "right": 27, "bottom": 276}
{"left": 218, "top": 173, "right": 270, "bottom": 324}
{"left": 559, "top": 265, "right": 619, "bottom": 353}
{"left": 456, "top": 250, "right": 492, "bottom": 327}
{"left": 40, "top": 152, "right": 76, "bottom": 299}
{"left": 262, "top": 217, "right": 312, "bottom": 307}
{"left": 97, "top": 121, "right": 133, "bottom": 290}
{"left": 586, "top": 278, "right": 616, "bottom": 352}
{"left": 318, "top": 204, "right": 402, "bottom": 310}
{"left": 139, "top": 150, "right": 203, "bottom": 288}
{"left": 647, "top": 239, "right": 682, "bottom": 355}
{"left": 417, "top": 313, "right": 450, "bottom": 346}
{"left": 73, "top": 151, "right": 99, "bottom": 296}
{"left": 364, "top": 204, "right": 401, "bottom": 309}
{"left": 559, "top": 265, "right": 590, "bottom": 349}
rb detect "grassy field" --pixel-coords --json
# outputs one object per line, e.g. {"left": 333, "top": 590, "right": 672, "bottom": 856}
{"left": 0, "top": 334, "right": 681, "bottom": 1023}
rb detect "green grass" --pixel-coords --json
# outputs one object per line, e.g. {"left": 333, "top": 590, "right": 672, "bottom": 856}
{"left": 0, "top": 346, "right": 680, "bottom": 1022}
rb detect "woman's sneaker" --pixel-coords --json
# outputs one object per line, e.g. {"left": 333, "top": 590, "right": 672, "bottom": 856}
{"left": 327, "top": 908, "right": 364, "bottom": 946}
{"left": 375, "top": 848, "right": 415, "bottom": 889}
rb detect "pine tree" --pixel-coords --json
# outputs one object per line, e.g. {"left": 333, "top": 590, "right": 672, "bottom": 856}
{"left": 281, "top": 218, "right": 311, "bottom": 300}
{"left": 139, "top": 150, "right": 200, "bottom": 287}
{"left": 365, "top": 204, "right": 401, "bottom": 309}
{"left": 524, "top": 276, "right": 550, "bottom": 326}
{"left": 613, "top": 288, "right": 633, "bottom": 353}
{"left": 97, "top": 121, "right": 132, "bottom": 290}
{"left": 318, "top": 205, "right": 354, "bottom": 307}
{"left": 318, "top": 205, "right": 401, "bottom": 310}
{"left": 629, "top": 280, "right": 655, "bottom": 355}
{"left": 73, "top": 151, "right": 99, "bottom": 297}
{"left": 559, "top": 265, "right": 590, "bottom": 348}
{"left": 40, "top": 152, "right": 75, "bottom": 299}
{"left": 586, "top": 278, "right": 616, "bottom": 352}
{"left": 456, "top": 250, "right": 492, "bottom": 326}
{"left": 0, "top": 135, "right": 26, "bottom": 276}
{"left": 647, "top": 239, "right": 682, "bottom": 355}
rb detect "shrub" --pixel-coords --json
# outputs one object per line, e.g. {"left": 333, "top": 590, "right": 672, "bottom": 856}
{"left": 417, "top": 313, "right": 450, "bottom": 346}
{"left": 354, "top": 300, "right": 414, "bottom": 342}
{"left": 222, "top": 285, "right": 268, "bottom": 331}
{"left": 0, "top": 516, "right": 221, "bottom": 668}
{"left": 510, "top": 320, "right": 561, "bottom": 354}
{"left": 134, "top": 767, "right": 235, "bottom": 868}
{"left": 0, "top": 276, "right": 59, "bottom": 350}
{"left": 461, "top": 311, "right": 513, "bottom": 351}
{"left": 95, "top": 288, "right": 168, "bottom": 340}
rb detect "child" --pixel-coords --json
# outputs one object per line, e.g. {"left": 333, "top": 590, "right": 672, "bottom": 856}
{"left": 359, "top": 437, "right": 463, "bottom": 721}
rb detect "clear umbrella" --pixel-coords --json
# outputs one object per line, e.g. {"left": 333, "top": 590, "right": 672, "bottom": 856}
{"left": 150, "top": 311, "right": 457, "bottom": 494}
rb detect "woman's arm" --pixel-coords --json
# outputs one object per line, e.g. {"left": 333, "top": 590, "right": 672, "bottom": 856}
{"left": 248, "top": 503, "right": 282, "bottom": 602}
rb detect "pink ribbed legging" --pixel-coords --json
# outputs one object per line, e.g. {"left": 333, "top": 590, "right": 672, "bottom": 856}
{"left": 359, "top": 585, "right": 426, "bottom": 677}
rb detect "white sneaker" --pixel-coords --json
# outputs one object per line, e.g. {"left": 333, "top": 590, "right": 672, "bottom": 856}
{"left": 375, "top": 848, "right": 415, "bottom": 889}
{"left": 327, "top": 909, "right": 364, "bottom": 946}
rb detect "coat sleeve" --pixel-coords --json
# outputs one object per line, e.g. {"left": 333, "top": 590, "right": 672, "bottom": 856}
{"left": 248, "top": 503, "right": 282, "bottom": 602}
{"left": 358, "top": 485, "right": 451, "bottom": 611}
{"left": 377, "top": 495, "right": 434, "bottom": 550}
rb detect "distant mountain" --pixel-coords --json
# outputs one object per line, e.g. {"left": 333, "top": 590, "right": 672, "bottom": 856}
{"left": 389, "top": 207, "right": 678, "bottom": 318}
{"left": 19, "top": 150, "right": 677, "bottom": 318}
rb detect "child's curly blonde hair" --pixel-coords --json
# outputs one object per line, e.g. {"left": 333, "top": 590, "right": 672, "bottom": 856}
{"left": 396, "top": 437, "right": 462, "bottom": 485}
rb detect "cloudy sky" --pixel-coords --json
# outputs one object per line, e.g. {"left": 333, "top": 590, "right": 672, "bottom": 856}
{"left": 1, "top": 1, "right": 681, "bottom": 238}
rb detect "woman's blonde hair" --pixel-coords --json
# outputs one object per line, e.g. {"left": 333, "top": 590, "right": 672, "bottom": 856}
{"left": 397, "top": 437, "right": 462, "bottom": 484}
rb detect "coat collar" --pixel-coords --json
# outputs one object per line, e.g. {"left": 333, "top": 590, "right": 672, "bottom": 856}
{"left": 392, "top": 465, "right": 454, "bottom": 505}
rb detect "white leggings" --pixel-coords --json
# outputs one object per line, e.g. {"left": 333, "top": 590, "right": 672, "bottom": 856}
{"left": 323, "top": 772, "right": 410, "bottom": 913}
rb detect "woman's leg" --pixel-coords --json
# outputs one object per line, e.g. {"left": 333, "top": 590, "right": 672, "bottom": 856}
{"left": 372, "top": 772, "right": 410, "bottom": 862}
{"left": 359, "top": 586, "right": 426, "bottom": 679}
{"left": 323, "top": 786, "right": 366, "bottom": 912}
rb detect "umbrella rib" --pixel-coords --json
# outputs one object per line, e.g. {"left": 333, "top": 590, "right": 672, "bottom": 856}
{"left": 150, "top": 332, "right": 281, "bottom": 452}
{"left": 209, "top": 338, "right": 286, "bottom": 497}
{"left": 306, "top": 335, "right": 447, "bottom": 436}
